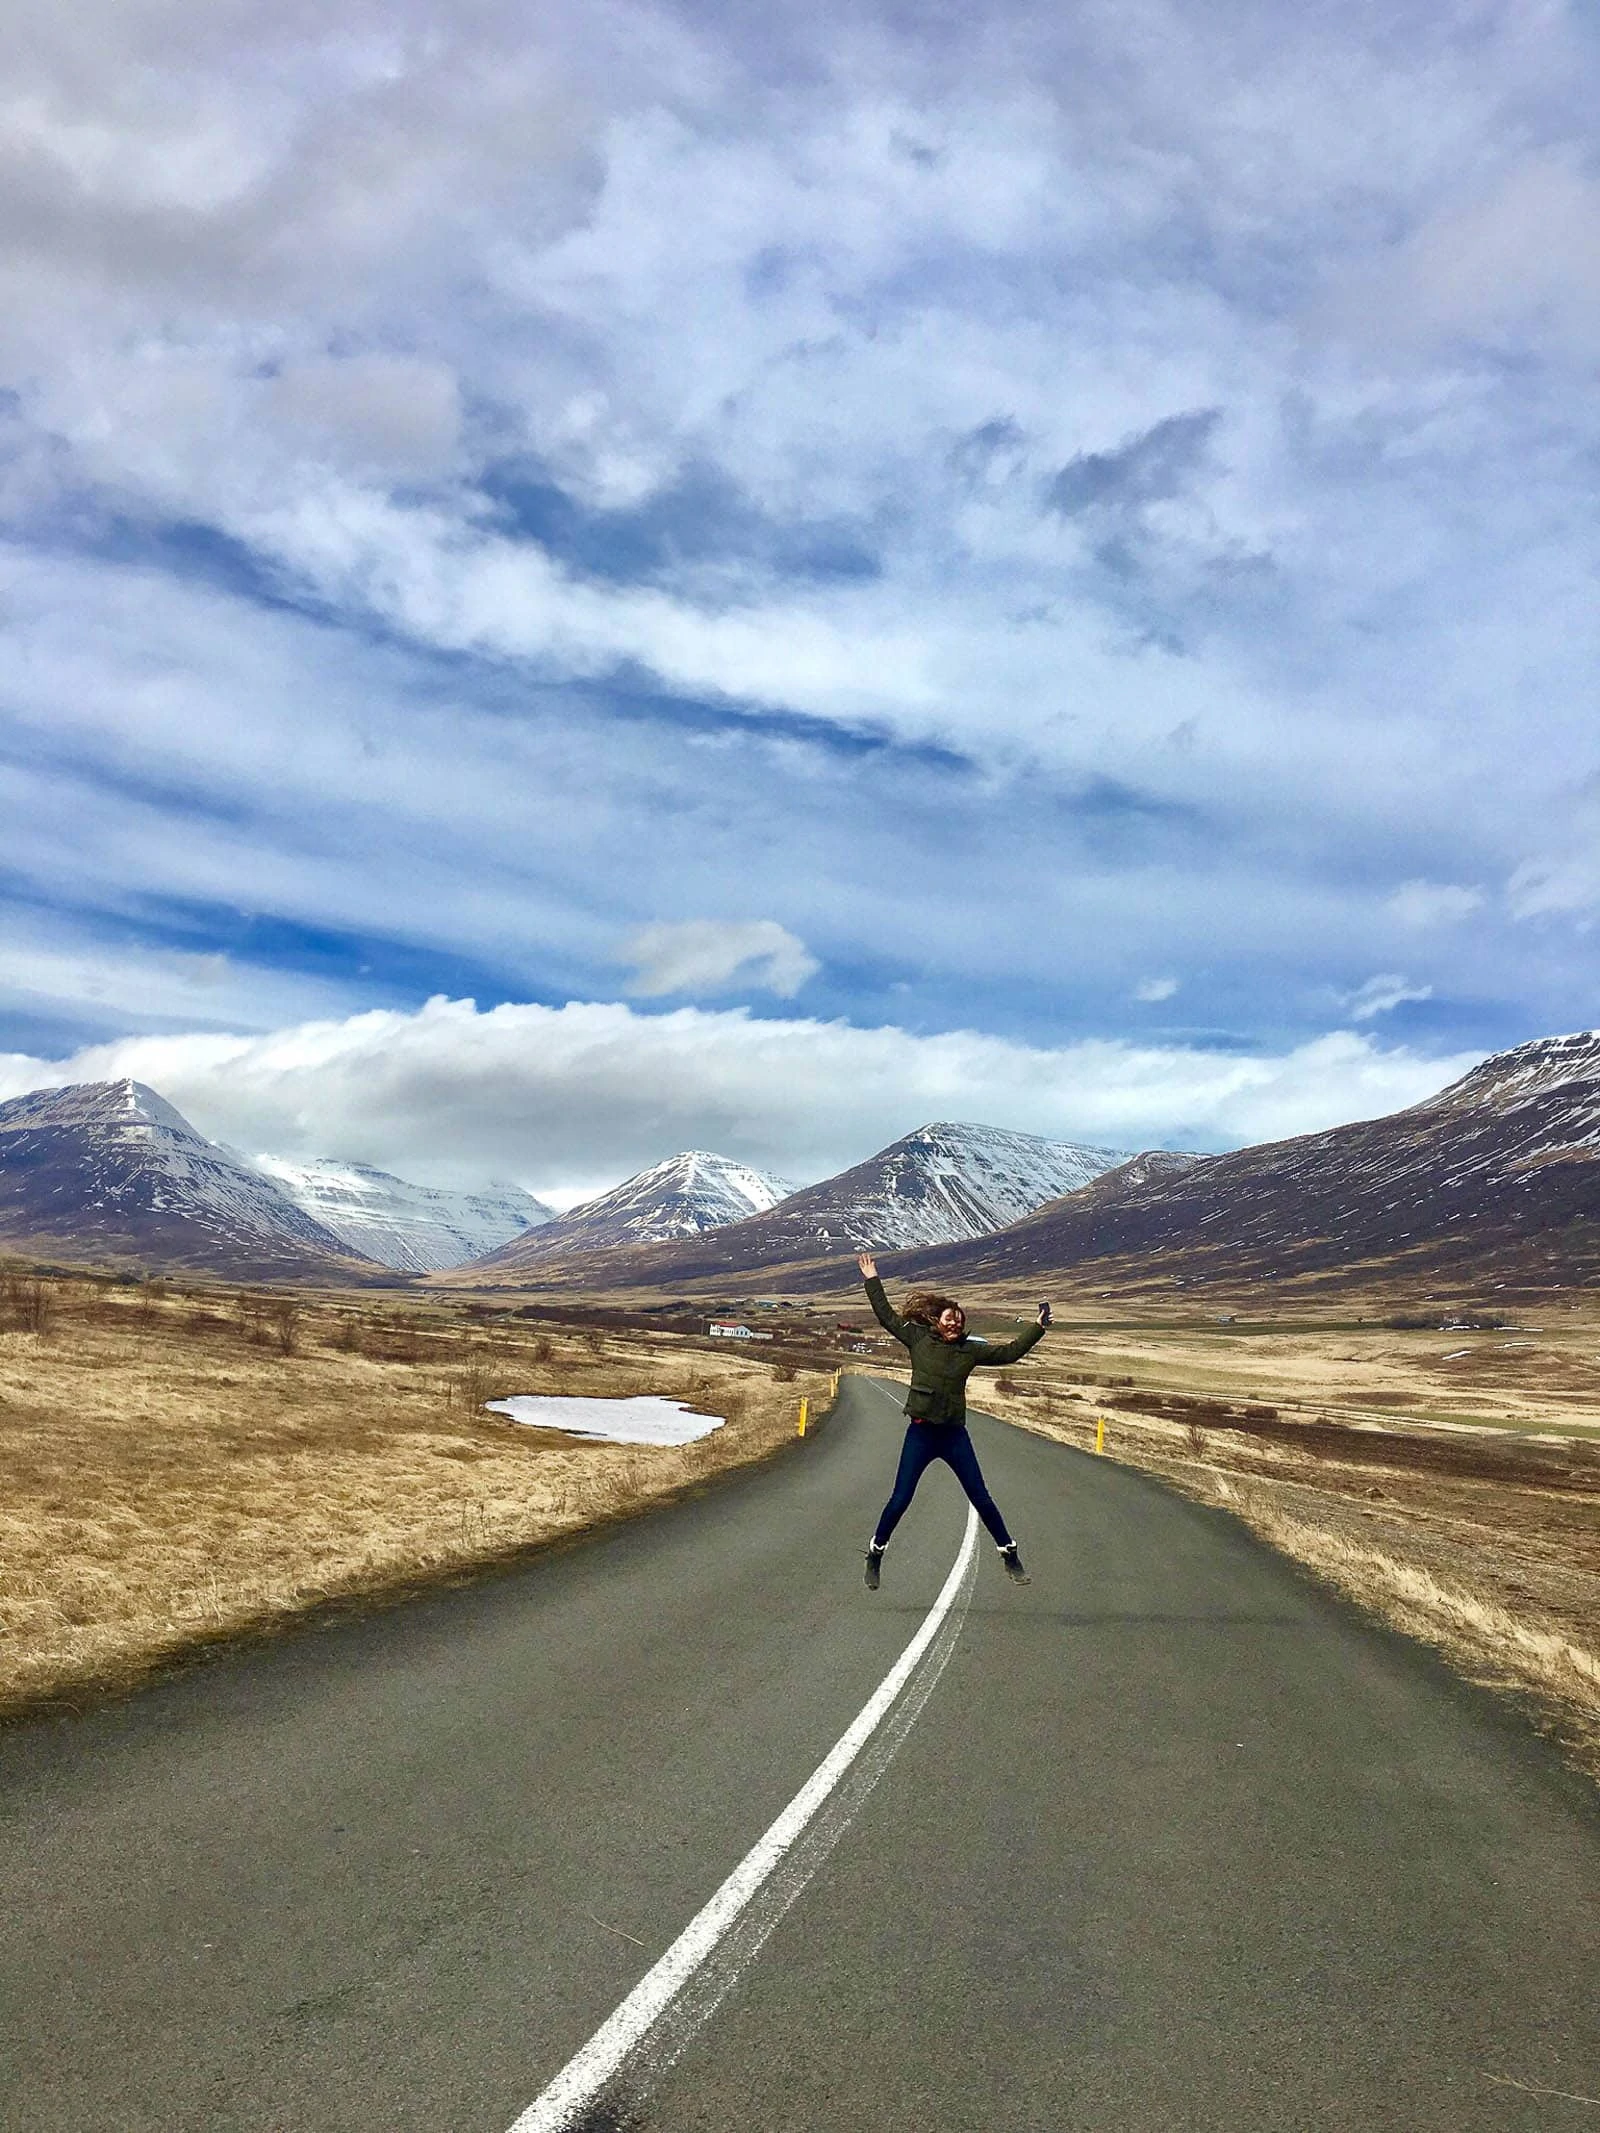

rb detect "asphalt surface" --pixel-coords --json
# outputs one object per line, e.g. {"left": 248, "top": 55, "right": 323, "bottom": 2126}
{"left": 2, "top": 1375, "right": 1597, "bottom": 2131}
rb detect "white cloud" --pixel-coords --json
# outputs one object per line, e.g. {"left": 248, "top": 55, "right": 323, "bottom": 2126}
{"left": 264, "top": 355, "right": 463, "bottom": 479}
{"left": 1344, "top": 974, "right": 1433, "bottom": 1022}
{"left": 1386, "top": 881, "right": 1484, "bottom": 929}
{"left": 0, "top": 994, "right": 1482, "bottom": 1201}
{"left": 1134, "top": 975, "right": 1179, "bottom": 1003}
{"left": 1323, "top": 152, "right": 1600, "bottom": 357}
{"left": 1508, "top": 854, "right": 1600, "bottom": 922}
{"left": 618, "top": 919, "right": 819, "bottom": 998}
{"left": 0, "top": 0, "right": 1597, "bottom": 1076}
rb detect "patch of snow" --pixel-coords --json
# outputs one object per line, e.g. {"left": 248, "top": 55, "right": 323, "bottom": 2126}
{"left": 485, "top": 1394, "right": 725, "bottom": 1445}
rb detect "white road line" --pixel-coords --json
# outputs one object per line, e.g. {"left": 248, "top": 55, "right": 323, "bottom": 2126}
{"left": 506, "top": 1506, "right": 981, "bottom": 2133}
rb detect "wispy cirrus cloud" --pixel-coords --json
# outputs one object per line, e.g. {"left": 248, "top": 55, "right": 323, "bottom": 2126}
{"left": 1344, "top": 974, "right": 1433, "bottom": 1022}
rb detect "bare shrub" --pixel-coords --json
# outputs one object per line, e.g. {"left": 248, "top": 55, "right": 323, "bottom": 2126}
{"left": 379, "top": 1332, "right": 426, "bottom": 1364}
{"left": 449, "top": 1350, "right": 498, "bottom": 1413}
{"left": 1186, "top": 1422, "right": 1207, "bottom": 1458}
{"left": 3, "top": 1277, "right": 53, "bottom": 1335}
{"left": 136, "top": 1279, "right": 168, "bottom": 1328}
{"left": 771, "top": 1360, "right": 797, "bottom": 1383}
{"left": 370, "top": 1312, "right": 430, "bottom": 1364}
{"left": 268, "top": 1299, "right": 300, "bottom": 1357}
{"left": 235, "top": 1291, "right": 270, "bottom": 1343}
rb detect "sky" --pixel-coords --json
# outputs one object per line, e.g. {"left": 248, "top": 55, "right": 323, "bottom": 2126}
{"left": 2, "top": 0, "right": 1597, "bottom": 1202}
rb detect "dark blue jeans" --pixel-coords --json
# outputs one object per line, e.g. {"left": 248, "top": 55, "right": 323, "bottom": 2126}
{"left": 872, "top": 1421, "right": 1014, "bottom": 1550}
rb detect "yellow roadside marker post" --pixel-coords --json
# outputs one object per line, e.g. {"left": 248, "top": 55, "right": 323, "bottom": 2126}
{"left": 1095, "top": 1414, "right": 1106, "bottom": 1454}
{"left": 798, "top": 1397, "right": 809, "bottom": 1437}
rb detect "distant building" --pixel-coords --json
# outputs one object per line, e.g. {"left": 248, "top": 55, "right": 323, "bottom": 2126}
{"left": 708, "top": 1320, "right": 772, "bottom": 1339}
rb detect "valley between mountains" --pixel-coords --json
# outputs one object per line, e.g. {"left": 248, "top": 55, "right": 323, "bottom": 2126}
{"left": 8, "top": 1027, "right": 1600, "bottom": 1301}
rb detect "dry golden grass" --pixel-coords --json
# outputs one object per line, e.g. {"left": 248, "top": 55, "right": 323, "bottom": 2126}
{"left": 10, "top": 1255, "right": 1597, "bottom": 1778}
{"left": 959, "top": 1284, "right": 1600, "bottom": 1436}
{"left": 973, "top": 1303, "right": 1600, "bottom": 1781}
{"left": 0, "top": 1275, "right": 834, "bottom": 1715}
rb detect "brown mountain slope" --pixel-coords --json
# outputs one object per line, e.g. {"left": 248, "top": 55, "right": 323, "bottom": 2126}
{"left": 441, "top": 1032, "right": 1600, "bottom": 1303}
{"left": 463, "top": 1150, "right": 795, "bottom": 1275}
{"left": 0, "top": 1080, "right": 384, "bottom": 1283}
{"left": 890, "top": 1030, "right": 1600, "bottom": 1295}
{"left": 444, "top": 1120, "right": 1131, "bottom": 1293}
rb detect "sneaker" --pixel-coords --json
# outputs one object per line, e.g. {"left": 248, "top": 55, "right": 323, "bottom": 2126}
{"left": 999, "top": 1543, "right": 1031, "bottom": 1585}
{"left": 864, "top": 1543, "right": 885, "bottom": 1591}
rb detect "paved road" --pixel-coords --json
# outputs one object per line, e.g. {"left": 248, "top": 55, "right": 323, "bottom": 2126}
{"left": 2, "top": 1377, "right": 1597, "bottom": 2131}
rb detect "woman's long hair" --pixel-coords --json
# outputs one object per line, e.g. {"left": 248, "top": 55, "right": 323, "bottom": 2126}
{"left": 901, "top": 1289, "right": 961, "bottom": 1327}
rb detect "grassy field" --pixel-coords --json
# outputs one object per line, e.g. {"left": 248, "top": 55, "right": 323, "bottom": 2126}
{"left": 5, "top": 1263, "right": 1598, "bottom": 1784}
{"left": 966, "top": 1292, "right": 1600, "bottom": 1780}
{"left": 0, "top": 1271, "right": 834, "bottom": 1716}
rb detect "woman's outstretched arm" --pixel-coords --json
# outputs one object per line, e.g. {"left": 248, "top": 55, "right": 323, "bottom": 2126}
{"left": 970, "top": 1311, "right": 1049, "bottom": 1367}
{"left": 857, "top": 1251, "right": 913, "bottom": 1346}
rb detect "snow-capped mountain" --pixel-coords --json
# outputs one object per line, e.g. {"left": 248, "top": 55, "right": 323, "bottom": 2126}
{"left": 464, "top": 1151, "right": 796, "bottom": 1276}
{"left": 0, "top": 1080, "right": 374, "bottom": 1278}
{"left": 247, "top": 1155, "right": 553, "bottom": 1273}
{"left": 751, "top": 1121, "right": 1132, "bottom": 1254}
{"left": 893, "top": 1031, "right": 1600, "bottom": 1292}
{"left": 464, "top": 1121, "right": 1131, "bottom": 1289}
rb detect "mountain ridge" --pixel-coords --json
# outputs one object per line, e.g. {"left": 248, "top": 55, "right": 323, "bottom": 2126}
{"left": 882, "top": 1031, "right": 1600, "bottom": 1295}
{"left": 245, "top": 1155, "right": 554, "bottom": 1273}
{"left": 464, "top": 1148, "right": 798, "bottom": 1275}
{"left": 0, "top": 1080, "right": 382, "bottom": 1280}
{"left": 453, "top": 1120, "right": 1134, "bottom": 1290}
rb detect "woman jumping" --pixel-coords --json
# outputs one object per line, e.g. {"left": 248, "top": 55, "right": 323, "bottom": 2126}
{"left": 857, "top": 1251, "right": 1049, "bottom": 1590}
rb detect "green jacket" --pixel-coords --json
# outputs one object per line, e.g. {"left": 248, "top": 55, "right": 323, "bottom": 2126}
{"left": 864, "top": 1274, "right": 1045, "bottom": 1426}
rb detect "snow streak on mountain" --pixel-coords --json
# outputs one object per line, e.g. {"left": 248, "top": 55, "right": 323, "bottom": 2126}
{"left": 468, "top": 1150, "right": 797, "bottom": 1273}
{"left": 248, "top": 1155, "right": 553, "bottom": 1273}
{"left": 896, "top": 1031, "right": 1600, "bottom": 1291}
{"left": 0, "top": 1081, "right": 370, "bottom": 1277}
{"left": 803, "top": 1120, "right": 1133, "bottom": 1250}
{"left": 460, "top": 1120, "right": 1133, "bottom": 1289}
